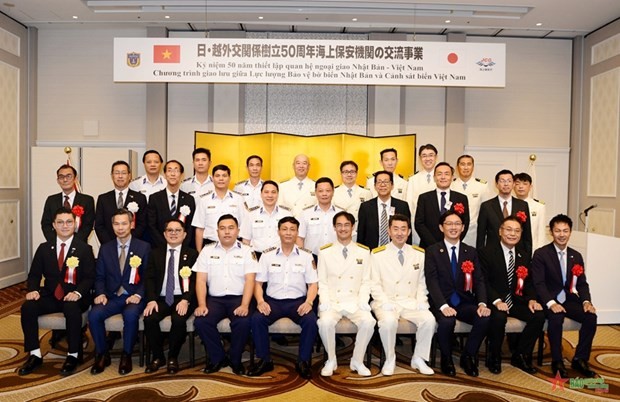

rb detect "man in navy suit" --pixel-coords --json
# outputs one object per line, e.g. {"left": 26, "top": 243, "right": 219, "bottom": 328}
{"left": 41, "top": 164, "right": 95, "bottom": 243}
{"left": 424, "top": 210, "right": 490, "bottom": 377}
{"left": 357, "top": 171, "right": 411, "bottom": 250}
{"left": 19, "top": 207, "right": 95, "bottom": 376}
{"left": 95, "top": 160, "right": 147, "bottom": 244}
{"left": 89, "top": 209, "right": 151, "bottom": 375}
{"left": 532, "top": 214, "right": 597, "bottom": 378}
{"left": 415, "top": 162, "right": 470, "bottom": 248}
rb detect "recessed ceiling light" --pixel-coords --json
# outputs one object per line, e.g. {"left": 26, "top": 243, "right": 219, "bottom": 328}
{"left": 536, "top": 22, "right": 542, "bottom": 26}
{"left": 72, "top": 16, "right": 78, "bottom": 19}
{"left": 352, "top": 18, "right": 358, "bottom": 22}
{"left": 445, "top": 19, "right": 451, "bottom": 23}
{"left": 258, "top": 16, "right": 264, "bottom": 20}
{"left": 164, "top": 15, "right": 170, "bottom": 19}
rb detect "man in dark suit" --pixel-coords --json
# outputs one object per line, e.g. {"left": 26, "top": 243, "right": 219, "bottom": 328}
{"left": 88, "top": 209, "right": 151, "bottom": 375}
{"left": 95, "top": 160, "right": 147, "bottom": 244}
{"left": 424, "top": 210, "right": 490, "bottom": 377}
{"left": 148, "top": 160, "right": 196, "bottom": 249}
{"left": 143, "top": 218, "right": 198, "bottom": 374}
{"left": 19, "top": 207, "right": 95, "bottom": 376}
{"left": 357, "top": 171, "right": 411, "bottom": 250}
{"left": 479, "top": 216, "right": 545, "bottom": 375}
{"left": 415, "top": 162, "right": 470, "bottom": 248}
{"left": 477, "top": 169, "right": 532, "bottom": 256}
{"left": 41, "top": 164, "right": 95, "bottom": 243}
{"left": 531, "top": 214, "right": 597, "bottom": 378}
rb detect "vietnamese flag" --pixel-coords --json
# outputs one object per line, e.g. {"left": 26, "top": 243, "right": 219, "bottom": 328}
{"left": 153, "top": 45, "right": 180, "bottom": 63}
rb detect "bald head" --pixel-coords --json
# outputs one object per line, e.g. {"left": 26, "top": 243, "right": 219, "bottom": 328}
{"left": 293, "top": 154, "right": 310, "bottom": 179}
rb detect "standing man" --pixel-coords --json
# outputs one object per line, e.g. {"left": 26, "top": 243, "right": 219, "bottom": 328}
{"left": 148, "top": 160, "right": 196, "bottom": 250}
{"left": 332, "top": 161, "right": 373, "bottom": 227}
{"left": 192, "top": 164, "right": 244, "bottom": 251}
{"left": 479, "top": 216, "right": 545, "bottom": 375}
{"left": 415, "top": 162, "right": 470, "bottom": 249}
{"left": 477, "top": 169, "right": 533, "bottom": 256}
{"left": 41, "top": 164, "right": 95, "bottom": 243}
{"left": 129, "top": 150, "right": 167, "bottom": 201}
{"left": 143, "top": 218, "right": 198, "bottom": 374}
{"left": 193, "top": 215, "right": 259, "bottom": 375}
{"left": 514, "top": 172, "right": 547, "bottom": 251}
{"left": 278, "top": 154, "right": 316, "bottom": 217}
{"left": 247, "top": 217, "right": 318, "bottom": 379}
{"left": 366, "top": 148, "right": 408, "bottom": 200}
{"left": 406, "top": 145, "right": 438, "bottom": 216}
{"left": 424, "top": 211, "right": 490, "bottom": 377}
{"left": 18, "top": 207, "right": 95, "bottom": 376}
{"left": 370, "top": 214, "right": 435, "bottom": 376}
{"left": 357, "top": 171, "right": 411, "bottom": 250}
{"left": 89, "top": 209, "right": 151, "bottom": 375}
{"left": 95, "top": 160, "right": 147, "bottom": 244}
{"left": 451, "top": 155, "right": 495, "bottom": 246}
{"left": 317, "top": 211, "right": 375, "bottom": 377}
{"left": 531, "top": 214, "right": 597, "bottom": 378}
{"left": 180, "top": 147, "right": 214, "bottom": 199}
{"left": 234, "top": 155, "right": 265, "bottom": 209}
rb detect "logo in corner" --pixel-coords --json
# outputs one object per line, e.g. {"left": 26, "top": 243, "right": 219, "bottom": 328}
{"left": 126, "top": 52, "right": 141, "bottom": 68}
{"left": 476, "top": 57, "right": 496, "bottom": 70}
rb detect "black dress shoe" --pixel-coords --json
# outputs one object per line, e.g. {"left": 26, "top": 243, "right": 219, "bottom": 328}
{"left": 18, "top": 355, "right": 43, "bottom": 376}
{"left": 486, "top": 355, "right": 502, "bottom": 374}
{"left": 203, "top": 359, "right": 229, "bottom": 374}
{"left": 247, "top": 359, "right": 274, "bottom": 377}
{"left": 118, "top": 352, "right": 133, "bottom": 375}
{"left": 460, "top": 354, "right": 479, "bottom": 377}
{"left": 551, "top": 360, "right": 569, "bottom": 378}
{"left": 571, "top": 358, "right": 596, "bottom": 378}
{"left": 296, "top": 361, "right": 312, "bottom": 379}
{"left": 440, "top": 358, "right": 456, "bottom": 377}
{"left": 167, "top": 358, "right": 179, "bottom": 374}
{"left": 511, "top": 353, "right": 537, "bottom": 374}
{"left": 230, "top": 362, "right": 246, "bottom": 375}
{"left": 60, "top": 355, "right": 79, "bottom": 376}
{"left": 145, "top": 357, "right": 166, "bottom": 373}
{"left": 91, "top": 352, "right": 111, "bottom": 374}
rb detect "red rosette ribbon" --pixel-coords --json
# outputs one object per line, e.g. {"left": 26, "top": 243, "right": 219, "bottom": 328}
{"left": 64, "top": 268, "right": 76, "bottom": 284}
{"left": 516, "top": 211, "right": 527, "bottom": 223}
{"left": 72, "top": 205, "right": 84, "bottom": 231}
{"left": 515, "top": 266, "right": 528, "bottom": 296}
{"left": 133, "top": 270, "right": 140, "bottom": 285}
{"left": 453, "top": 203, "right": 465, "bottom": 215}
{"left": 570, "top": 264, "right": 584, "bottom": 296}
{"left": 461, "top": 260, "right": 474, "bottom": 292}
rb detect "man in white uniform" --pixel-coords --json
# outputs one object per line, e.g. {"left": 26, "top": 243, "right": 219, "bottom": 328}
{"left": 234, "top": 155, "right": 265, "bottom": 209}
{"left": 180, "top": 148, "right": 214, "bottom": 199}
{"left": 332, "top": 160, "right": 372, "bottom": 226}
{"left": 366, "top": 148, "right": 408, "bottom": 200}
{"left": 278, "top": 154, "right": 316, "bottom": 217}
{"left": 514, "top": 172, "right": 547, "bottom": 251}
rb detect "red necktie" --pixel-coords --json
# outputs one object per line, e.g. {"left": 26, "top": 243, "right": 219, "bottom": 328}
{"left": 54, "top": 243, "right": 66, "bottom": 300}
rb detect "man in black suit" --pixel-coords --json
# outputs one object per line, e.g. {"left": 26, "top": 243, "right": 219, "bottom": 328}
{"left": 415, "top": 162, "right": 470, "bottom": 248}
{"left": 531, "top": 214, "right": 597, "bottom": 378}
{"left": 41, "top": 164, "right": 95, "bottom": 243}
{"left": 479, "top": 216, "right": 545, "bottom": 375}
{"left": 148, "top": 160, "right": 196, "bottom": 249}
{"left": 357, "top": 171, "right": 411, "bottom": 250}
{"left": 19, "top": 207, "right": 95, "bottom": 376}
{"left": 143, "top": 218, "right": 198, "bottom": 374}
{"left": 477, "top": 169, "right": 532, "bottom": 256}
{"left": 424, "top": 210, "right": 490, "bottom": 377}
{"left": 95, "top": 160, "right": 147, "bottom": 244}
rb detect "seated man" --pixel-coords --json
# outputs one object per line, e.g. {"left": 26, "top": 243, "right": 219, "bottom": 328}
{"left": 248, "top": 216, "right": 318, "bottom": 379}
{"left": 317, "top": 211, "right": 375, "bottom": 377}
{"left": 143, "top": 218, "right": 198, "bottom": 374}
{"left": 89, "top": 209, "right": 151, "bottom": 375}
{"left": 193, "top": 214, "right": 259, "bottom": 375}
{"left": 479, "top": 216, "right": 545, "bottom": 374}
{"left": 371, "top": 214, "right": 435, "bottom": 376}
{"left": 19, "top": 207, "right": 95, "bottom": 376}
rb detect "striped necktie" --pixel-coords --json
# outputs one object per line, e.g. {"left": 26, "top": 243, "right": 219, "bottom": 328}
{"left": 506, "top": 250, "right": 514, "bottom": 309}
{"left": 379, "top": 203, "right": 389, "bottom": 246}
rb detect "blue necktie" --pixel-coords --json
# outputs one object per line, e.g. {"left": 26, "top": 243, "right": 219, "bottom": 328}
{"left": 558, "top": 251, "right": 566, "bottom": 303}
{"left": 440, "top": 191, "right": 447, "bottom": 213}
{"left": 165, "top": 249, "right": 175, "bottom": 306}
{"left": 450, "top": 246, "right": 461, "bottom": 306}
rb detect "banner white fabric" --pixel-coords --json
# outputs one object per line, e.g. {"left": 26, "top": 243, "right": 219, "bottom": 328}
{"left": 114, "top": 38, "right": 505, "bottom": 87}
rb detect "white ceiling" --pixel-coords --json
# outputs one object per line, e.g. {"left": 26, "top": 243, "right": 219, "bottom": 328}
{"left": 2, "top": 0, "right": 620, "bottom": 39}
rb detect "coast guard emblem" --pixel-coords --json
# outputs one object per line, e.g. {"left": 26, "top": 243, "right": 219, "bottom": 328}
{"left": 127, "top": 52, "right": 141, "bottom": 67}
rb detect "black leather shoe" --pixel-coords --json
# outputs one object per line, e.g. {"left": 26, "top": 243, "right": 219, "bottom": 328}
{"left": 167, "top": 358, "right": 179, "bottom": 374}
{"left": 91, "top": 352, "right": 111, "bottom": 374}
{"left": 118, "top": 352, "right": 133, "bottom": 375}
{"left": 230, "top": 362, "right": 246, "bottom": 375}
{"left": 145, "top": 357, "right": 166, "bottom": 373}
{"left": 486, "top": 355, "right": 502, "bottom": 374}
{"left": 440, "top": 357, "right": 456, "bottom": 377}
{"left": 571, "top": 358, "right": 596, "bottom": 378}
{"left": 18, "top": 355, "right": 43, "bottom": 376}
{"left": 460, "top": 354, "right": 479, "bottom": 377}
{"left": 247, "top": 359, "right": 274, "bottom": 377}
{"left": 60, "top": 355, "right": 79, "bottom": 376}
{"left": 203, "top": 359, "right": 229, "bottom": 374}
{"left": 551, "top": 360, "right": 569, "bottom": 378}
{"left": 511, "top": 353, "right": 537, "bottom": 374}
{"left": 296, "top": 361, "right": 312, "bottom": 379}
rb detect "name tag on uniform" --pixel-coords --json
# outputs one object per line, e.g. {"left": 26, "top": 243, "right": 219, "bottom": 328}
{"left": 310, "top": 217, "right": 320, "bottom": 222}
{"left": 209, "top": 255, "right": 220, "bottom": 261}
{"left": 233, "top": 255, "right": 243, "bottom": 259}
{"left": 207, "top": 205, "right": 216, "bottom": 209}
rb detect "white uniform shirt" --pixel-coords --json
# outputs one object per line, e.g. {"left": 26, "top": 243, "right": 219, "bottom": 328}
{"left": 366, "top": 174, "right": 408, "bottom": 201}
{"left": 525, "top": 197, "right": 547, "bottom": 252}
{"left": 257, "top": 246, "right": 318, "bottom": 300}
{"left": 298, "top": 204, "right": 343, "bottom": 255}
{"left": 277, "top": 177, "right": 316, "bottom": 217}
{"left": 129, "top": 175, "right": 167, "bottom": 201}
{"left": 192, "top": 190, "right": 245, "bottom": 241}
{"left": 233, "top": 179, "right": 264, "bottom": 210}
{"left": 405, "top": 170, "right": 436, "bottom": 213}
{"left": 451, "top": 177, "right": 495, "bottom": 246}
{"left": 240, "top": 204, "right": 293, "bottom": 252}
{"left": 180, "top": 175, "right": 214, "bottom": 200}
{"left": 332, "top": 184, "right": 372, "bottom": 223}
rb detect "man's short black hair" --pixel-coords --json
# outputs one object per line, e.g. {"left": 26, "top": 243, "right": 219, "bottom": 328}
{"left": 374, "top": 170, "right": 393, "bottom": 184}
{"left": 418, "top": 144, "right": 438, "bottom": 156}
{"left": 143, "top": 149, "right": 163, "bottom": 163}
{"left": 495, "top": 169, "right": 514, "bottom": 183}
{"left": 549, "top": 214, "right": 572, "bottom": 231}
{"left": 278, "top": 216, "right": 300, "bottom": 229}
{"left": 193, "top": 147, "right": 211, "bottom": 160}
{"left": 333, "top": 211, "right": 355, "bottom": 226}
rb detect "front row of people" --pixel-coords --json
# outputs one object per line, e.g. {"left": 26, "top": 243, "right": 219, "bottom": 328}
{"left": 19, "top": 206, "right": 597, "bottom": 382}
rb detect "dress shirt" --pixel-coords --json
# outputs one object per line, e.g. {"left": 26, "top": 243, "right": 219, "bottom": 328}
{"left": 129, "top": 175, "right": 167, "bottom": 201}
{"left": 298, "top": 204, "right": 342, "bottom": 255}
{"left": 192, "top": 190, "right": 244, "bottom": 241}
{"left": 257, "top": 246, "right": 318, "bottom": 300}
{"left": 180, "top": 175, "right": 214, "bottom": 199}
{"left": 233, "top": 179, "right": 264, "bottom": 209}
{"left": 240, "top": 205, "right": 292, "bottom": 252}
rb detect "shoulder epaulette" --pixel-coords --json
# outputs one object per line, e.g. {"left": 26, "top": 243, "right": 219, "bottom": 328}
{"left": 452, "top": 177, "right": 457, "bottom": 181}
{"left": 263, "top": 246, "right": 277, "bottom": 253}
{"left": 334, "top": 204, "right": 345, "bottom": 211}
{"left": 356, "top": 242, "right": 370, "bottom": 250}
{"left": 367, "top": 174, "right": 374, "bottom": 179}
{"left": 200, "top": 190, "right": 214, "bottom": 198}
{"left": 299, "top": 247, "right": 313, "bottom": 254}
{"left": 335, "top": 184, "right": 341, "bottom": 189}
{"left": 533, "top": 198, "right": 545, "bottom": 205}
{"left": 320, "top": 243, "right": 333, "bottom": 250}
{"left": 232, "top": 190, "right": 243, "bottom": 196}
{"left": 357, "top": 184, "right": 366, "bottom": 189}
{"left": 235, "top": 179, "right": 247, "bottom": 185}
{"left": 475, "top": 178, "right": 487, "bottom": 184}
{"left": 131, "top": 176, "right": 142, "bottom": 182}
{"left": 397, "top": 174, "right": 404, "bottom": 179}
{"left": 372, "top": 245, "right": 387, "bottom": 254}
{"left": 182, "top": 177, "right": 192, "bottom": 182}
{"left": 412, "top": 245, "right": 425, "bottom": 253}
{"left": 248, "top": 204, "right": 260, "bottom": 212}
{"left": 303, "top": 204, "right": 315, "bottom": 210}
{"left": 278, "top": 205, "right": 291, "bottom": 211}
{"left": 414, "top": 170, "right": 420, "bottom": 175}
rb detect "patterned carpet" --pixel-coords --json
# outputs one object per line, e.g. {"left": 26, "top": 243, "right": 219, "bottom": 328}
{"left": 0, "top": 282, "right": 618, "bottom": 402}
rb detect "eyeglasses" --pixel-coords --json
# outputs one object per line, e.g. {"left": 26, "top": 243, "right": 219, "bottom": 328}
{"left": 341, "top": 170, "right": 357, "bottom": 175}
{"left": 165, "top": 228, "right": 183, "bottom": 234}
{"left": 57, "top": 174, "right": 74, "bottom": 181}
{"left": 498, "top": 179, "right": 513, "bottom": 184}
{"left": 335, "top": 223, "right": 352, "bottom": 229}
{"left": 166, "top": 168, "right": 181, "bottom": 173}
{"left": 443, "top": 222, "right": 463, "bottom": 227}
{"left": 376, "top": 180, "right": 391, "bottom": 186}
{"left": 501, "top": 227, "right": 522, "bottom": 234}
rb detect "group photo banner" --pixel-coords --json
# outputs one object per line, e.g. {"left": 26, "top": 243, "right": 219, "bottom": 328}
{"left": 114, "top": 38, "right": 505, "bottom": 87}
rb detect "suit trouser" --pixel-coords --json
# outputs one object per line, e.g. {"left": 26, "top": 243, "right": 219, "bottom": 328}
{"left": 88, "top": 294, "right": 145, "bottom": 354}
{"left": 545, "top": 300, "right": 597, "bottom": 362}
{"left": 374, "top": 306, "right": 435, "bottom": 364}
{"left": 317, "top": 308, "right": 376, "bottom": 364}
{"left": 21, "top": 296, "right": 89, "bottom": 354}
{"left": 432, "top": 302, "right": 490, "bottom": 359}
{"left": 488, "top": 302, "right": 545, "bottom": 357}
{"left": 143, "top": 296, "right": 192, "bottom": 359}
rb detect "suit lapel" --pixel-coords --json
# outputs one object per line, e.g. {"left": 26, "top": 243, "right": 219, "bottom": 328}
{"left": 491, "top": 197, "right": 504, "bottom": 220}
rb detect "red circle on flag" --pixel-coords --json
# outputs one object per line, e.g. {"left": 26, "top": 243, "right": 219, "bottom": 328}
{"left": 448, "top": 53, "right": 458, "bottom": 64}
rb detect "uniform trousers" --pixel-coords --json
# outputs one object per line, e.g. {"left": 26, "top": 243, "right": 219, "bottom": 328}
{"left": 545, "top": 300, "right": 597, "bottom": 361}
{"left": 373, "top": 306, "right": 435, "bottom": 363}
{"left": 88, "top": 294, "right": 145, "bottom": 354}
{"left": 431, "top": 301, "right": 490, "bottom": 359}
{"left": 143, "top": 295, "right": 192, "bottom": 359}
{"left": 488, "top": 301, "right": 545, "bottom": 358}
{"left": 317, "top": 308, "right": 376, "bottom": 363}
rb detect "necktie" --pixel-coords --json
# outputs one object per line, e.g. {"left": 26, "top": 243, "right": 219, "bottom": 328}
{"left": 379, "top": 203, "right": 389, "bottom": 246}
{"left": 440, "top": 191, "right": 447, "bottom": 213}
{"left": 165, "top": 249, "right": 176, "bottom": 306}
{"left": 502, "top": 201, "right": 509, "bottom": 218}
{"left": 117, "top": 191, "right": 124, "bottom": 209}
{"left": 117, "top": 244, "right": 127, "bottom": 296}
{"left": 342, "top": 247, "right": 348, "bottom": 259}
{"left": 347, "top": 188, "right": 353, "bottom": 198}
{"left": 398, "top": 249, "right": 404, "bottom": 266}
{"left": 450, "top": 246, "right": 460, "bottom": 306}
{"left": 298, "top": 181, "right": 303, "bottom": 190}
{"left": 426, "top": 173, "right": 431, "bottom": 184}
{"left": 463, "top": 182, "right": 467, "bottom": 191}
{"left": 506, "top": 250, "right": 515, "bottom": 309}
{"left": 54, "top": 243, "right": 66, "bottom": 300}
{"left": 170, "top": 194, "right": 177, "bottom": 217}
{"left": 558, "top": 251, "right": 566, "bottom": 303}
{"left": 63, "top": 195, "right": 70, "bottom": 209}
